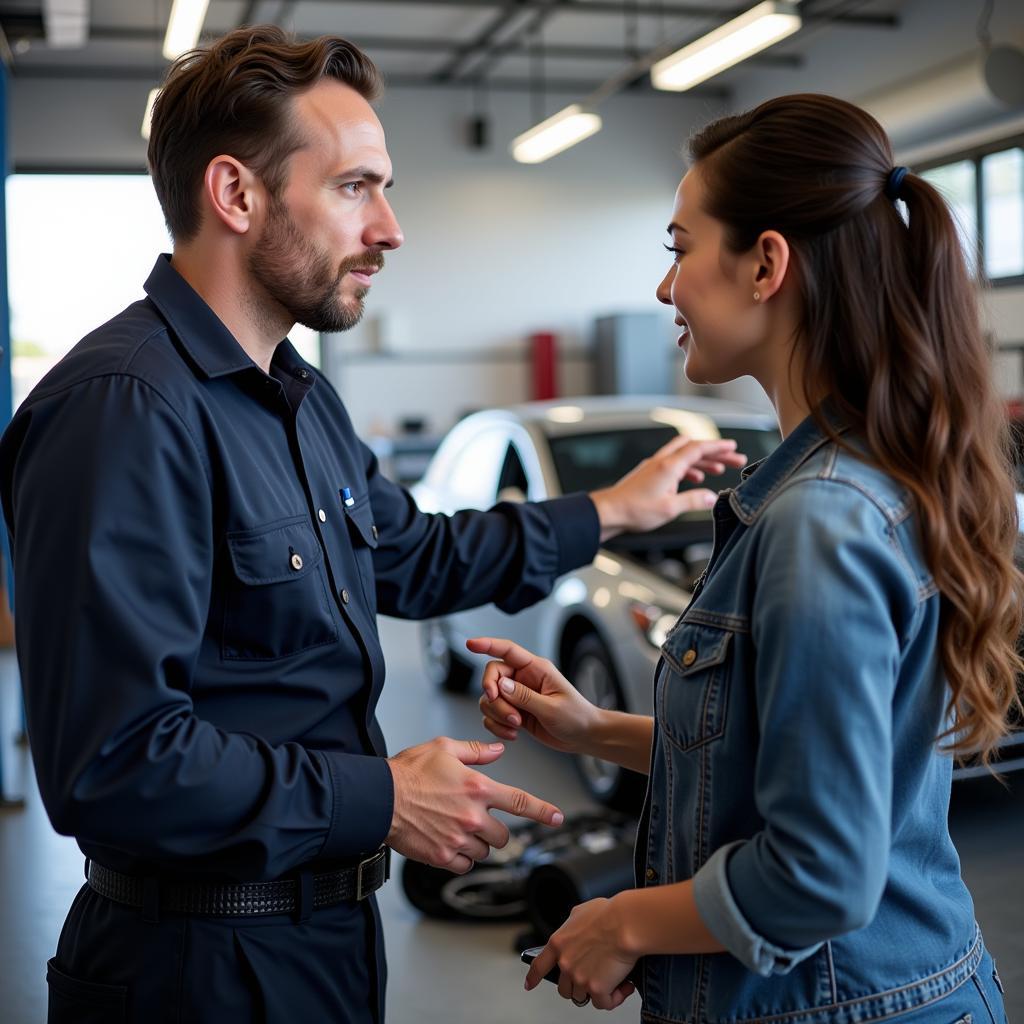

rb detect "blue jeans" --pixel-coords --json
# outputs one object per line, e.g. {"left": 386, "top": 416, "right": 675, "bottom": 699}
{"left": 892, "top": 949, "right": 1007, "bottom": 1024}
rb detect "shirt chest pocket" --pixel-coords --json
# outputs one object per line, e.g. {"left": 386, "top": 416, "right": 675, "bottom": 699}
{"left": 657, "top": 623, "right": 734, "bottom": 752}
{"left": 222, "top": 517, "right": 338, "bottom": 661}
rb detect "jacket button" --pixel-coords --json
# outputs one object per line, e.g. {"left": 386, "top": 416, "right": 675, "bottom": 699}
{"left": 371, "top": 525, "right": 378, "bottom": 540}
{"left": 645, "top": 867, "right": 658, "bottom": 881}
{"left": 340, "top": 589, "right": 350, "bottom": 605}
{"left": 682, "top": 649, "right": 697, "bottom": 667}
{"left": 318, "top": 509, "right": 327, "bottom": 522}
{"left": 290, "top": 553, "right": 304, "bottom": 571}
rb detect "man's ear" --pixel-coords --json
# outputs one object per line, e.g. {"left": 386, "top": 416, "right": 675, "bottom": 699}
{"left": 750, "top": 230, "right": 791, "bottom": 301}
{"left": 202, "top": 155, "right": 260, "bottom": 236}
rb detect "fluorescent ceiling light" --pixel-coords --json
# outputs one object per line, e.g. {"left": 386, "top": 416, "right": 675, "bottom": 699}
{"left": 141, "top": 88, "right": 159, "bottom": 141}
{"left": 651, "top": 1, "right": 801, "bottom": 92}
{"left": 163, "top": 0, "right": 210, "bottom": 61}
{"left": 43, "top": 0, "right": 89, "bottom": 49}
{"left": 511, "top": 104, "right": 602, "bottom": 164}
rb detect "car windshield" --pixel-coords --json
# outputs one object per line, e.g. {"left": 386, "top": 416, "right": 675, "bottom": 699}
{"left": 548, "top": 425, "right": 780, "bottom": 495}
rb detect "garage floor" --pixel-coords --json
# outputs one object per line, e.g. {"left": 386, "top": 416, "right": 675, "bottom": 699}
{"left": 1, "top": 618, "right": 1021, "bottom": 1023}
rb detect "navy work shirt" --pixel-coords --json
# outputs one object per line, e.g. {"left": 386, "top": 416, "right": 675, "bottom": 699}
{"left": 0, "top": 254, "right": 599, "bottom": 882}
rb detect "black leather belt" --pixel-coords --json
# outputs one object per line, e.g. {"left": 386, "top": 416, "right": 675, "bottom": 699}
{"left": 86, "top": 847, "right": 390, "bottom": 917}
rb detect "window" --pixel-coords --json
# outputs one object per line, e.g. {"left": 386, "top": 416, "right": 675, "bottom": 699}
{"left": 919, "top": 160, "right": 978, "bottom": 277}
{"left": 917, "top": 140, "right": 1024, "bottom": 286}
{"left": 983, "top": 148, "right": 1024, "bottom": 280}
{"left": 6, "top": 174, "right": 322, "bottom": 412}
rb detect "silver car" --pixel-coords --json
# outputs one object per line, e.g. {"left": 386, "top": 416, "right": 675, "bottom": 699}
{"left": 410, "top": 395, "right": 781, "bottom": 810}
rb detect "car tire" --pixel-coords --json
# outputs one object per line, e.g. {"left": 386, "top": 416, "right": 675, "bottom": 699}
{"left": 420, "top": 620, "right": 475, "bottom": 694}
{"left": 567, "top": 633, "right": 647, "bottom": 814}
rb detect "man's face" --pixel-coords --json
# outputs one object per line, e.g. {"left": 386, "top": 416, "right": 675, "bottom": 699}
{"left": 246, "top": 80, "right": 403, "bottom": 333}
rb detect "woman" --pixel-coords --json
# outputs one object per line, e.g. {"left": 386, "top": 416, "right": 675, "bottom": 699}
{"left": 469, "top": 94, "right": 1019, "bottom": 1022}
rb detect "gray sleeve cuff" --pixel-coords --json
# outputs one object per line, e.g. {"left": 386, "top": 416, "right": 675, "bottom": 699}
{"left": 692, "top": 842, "right": 822, "bottom": 977}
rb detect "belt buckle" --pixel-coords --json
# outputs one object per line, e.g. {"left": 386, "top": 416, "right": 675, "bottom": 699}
{"left": 355, "top": 847, "right": 388, "bottom": 901}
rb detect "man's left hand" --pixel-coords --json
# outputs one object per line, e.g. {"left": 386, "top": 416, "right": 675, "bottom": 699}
{"left": 590, "top": 436, "right": 747, "bottom": 542}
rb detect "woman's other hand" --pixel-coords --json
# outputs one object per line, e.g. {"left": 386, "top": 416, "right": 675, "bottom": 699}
{"left": 524, "top": 896, "right": 638, "bottom": 1011}
{"left": 468, "top": 636, "right": 598, "bottom": 754}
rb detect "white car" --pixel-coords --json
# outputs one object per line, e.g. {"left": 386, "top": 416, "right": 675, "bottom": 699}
{"left": 411, "top": 395, "right": 780, "bottom": 810}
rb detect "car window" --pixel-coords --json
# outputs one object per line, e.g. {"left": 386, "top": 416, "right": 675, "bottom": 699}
{"left": 548, "top": 425, "right": 779, "bottom": 494}
{"left": 445, "top": 428, "right": 508, "bottom": 509}
{"left": 496, "top": 443, "right": 530, "bottom": 499}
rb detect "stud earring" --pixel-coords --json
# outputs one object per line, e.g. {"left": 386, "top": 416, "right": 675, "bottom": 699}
{"left": 753, "top": 290, "right": 761, "bottom": 301}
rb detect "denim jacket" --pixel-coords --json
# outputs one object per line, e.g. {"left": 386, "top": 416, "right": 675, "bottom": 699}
{"left": 634, "top": 411, "right": 982, "bottom": 1024}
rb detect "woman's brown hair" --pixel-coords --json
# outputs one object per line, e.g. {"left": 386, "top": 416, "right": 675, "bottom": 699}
{"left": 147, "top": 25, "right": 382, "bottom": 242}
{"left": 690, "top": 93, "right": 1022, "bottom": 764}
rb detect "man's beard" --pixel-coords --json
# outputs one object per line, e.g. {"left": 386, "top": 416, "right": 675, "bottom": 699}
{"left": 247, "top": 196, "right": 384, "bottom": 333}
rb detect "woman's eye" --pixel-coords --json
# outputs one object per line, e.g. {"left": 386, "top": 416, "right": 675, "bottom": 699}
{"left": 663, "top": 242, "right": 684, "bottom": 262}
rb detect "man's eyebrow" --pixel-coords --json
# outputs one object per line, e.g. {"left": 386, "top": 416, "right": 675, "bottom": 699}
{"left": 331, "top": 167, "right": 395, "bottom": 188}
{"left": 667, "top": 222, "right": 690, "bottom": 235}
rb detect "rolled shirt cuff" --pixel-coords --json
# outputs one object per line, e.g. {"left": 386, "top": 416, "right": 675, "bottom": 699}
{"left": 537, "top": 493, "right": 601, "bottom": 576}
{"left": 692, "top": 841, "right": 822, "bottom": 977}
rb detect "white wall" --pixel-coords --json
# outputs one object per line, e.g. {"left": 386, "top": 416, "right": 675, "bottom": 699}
{"left": 9, "top": 77, "right": 727, "bottom": 436}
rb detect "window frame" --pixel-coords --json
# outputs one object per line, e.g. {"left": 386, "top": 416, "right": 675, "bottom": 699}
{"left": 916, "top": 134, "right": 1024, "bottom": 289}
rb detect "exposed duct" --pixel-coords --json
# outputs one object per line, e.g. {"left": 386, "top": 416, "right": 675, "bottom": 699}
{"left": 859, "top": 46, "right": 1024, "bottom": 154}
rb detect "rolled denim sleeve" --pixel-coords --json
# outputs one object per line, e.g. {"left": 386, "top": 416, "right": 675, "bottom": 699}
{"left": 692, "top": 479, "right": 918, "bottom": 975}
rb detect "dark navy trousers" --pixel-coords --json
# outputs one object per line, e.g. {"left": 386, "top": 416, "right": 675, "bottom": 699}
{"left": 47, "top": 882, "right": 386, "bottom": 1023}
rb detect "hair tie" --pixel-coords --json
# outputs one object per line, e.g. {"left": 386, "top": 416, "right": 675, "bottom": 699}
{"left": 884, "top": 165, "right": 909, "bottom": 202}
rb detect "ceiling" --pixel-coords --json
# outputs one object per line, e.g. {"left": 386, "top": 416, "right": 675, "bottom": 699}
{"left": 0, "top": 1, "right": 902, "bottom": 99}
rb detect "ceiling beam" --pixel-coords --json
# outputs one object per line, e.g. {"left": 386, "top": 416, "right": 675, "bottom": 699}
{"left": 87, "top": 25, "right": 801, "bottom": 66}
{"left": 286, "top": 0, "right": 898, "bottom": 26}
{"left": 8, "top": 59, "right": 727, "bottom": 97}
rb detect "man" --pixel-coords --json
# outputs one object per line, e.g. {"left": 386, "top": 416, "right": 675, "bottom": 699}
{"left": 0, "top": 26, "right": 744, "bottom": 1024}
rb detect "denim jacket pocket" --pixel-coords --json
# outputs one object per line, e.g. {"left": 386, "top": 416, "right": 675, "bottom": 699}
{"left": 658, "top": 622, "right": 733, "bottom": 751}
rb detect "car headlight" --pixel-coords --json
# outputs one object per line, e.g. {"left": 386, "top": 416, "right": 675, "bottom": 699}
{"left": 629, "top": 602, "right": 682, "bottom": 649}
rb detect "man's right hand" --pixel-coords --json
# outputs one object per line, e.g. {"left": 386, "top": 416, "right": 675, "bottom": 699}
{"left": 385, "top": 737, "right": 564, "bottom": 875}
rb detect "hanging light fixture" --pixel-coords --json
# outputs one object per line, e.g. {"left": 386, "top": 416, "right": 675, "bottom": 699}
{"left": 162, "top": 0, "right": 210, "bottom": 61}
{"left": 651, "top": 1, "right": 802, "bottom": 92}
{"left": 511, "top": 104, "right": 603, "bottom": 164}
{"left": 512, "top": 18, "right": 603, "bottom": 164}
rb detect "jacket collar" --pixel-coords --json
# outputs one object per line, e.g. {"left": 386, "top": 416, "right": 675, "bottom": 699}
{"left": 729, "top": 403, "right": 848, "bottom": 524}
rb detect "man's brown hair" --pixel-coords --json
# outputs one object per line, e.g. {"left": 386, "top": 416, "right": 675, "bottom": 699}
{"left": 147, "top": 25, "right": 382, "bottom": 242}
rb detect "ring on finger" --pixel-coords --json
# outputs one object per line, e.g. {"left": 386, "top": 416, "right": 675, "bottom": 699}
{"left": 571, "top": 994, "right": 590, "bottom": 1007}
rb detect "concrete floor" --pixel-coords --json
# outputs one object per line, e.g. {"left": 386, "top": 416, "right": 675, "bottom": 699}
{"left": 1, "top": 618, "right": 1021, "bottom": 1023}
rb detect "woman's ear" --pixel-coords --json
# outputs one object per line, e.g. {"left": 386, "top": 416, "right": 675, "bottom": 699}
{"left": 202, "top": 155, "right": 260, "bottom": 236}
{"left": 751, "top": 230, "right": 791, "bottom": 301}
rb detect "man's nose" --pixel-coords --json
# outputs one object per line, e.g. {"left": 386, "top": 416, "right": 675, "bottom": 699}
{"left": 365, "top": 197, "right": 404, "bottom": 251}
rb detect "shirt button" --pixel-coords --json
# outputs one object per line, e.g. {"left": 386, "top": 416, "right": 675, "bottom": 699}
{"left": 682, "top": 649, "right": 697, "bottom": 667}
{"left": 290, "top": 553, "right": 304, "bottom": 571}
{"left": 645, "top": 867, "right": 658, "bottom": 882}
{"left": 297, "top": 368, "right": 309, "bottom": 379}
{"left": 371, "top": 524, "right": 378, "bottom": 540}
{"left": 340, "top": 589, "right": 350, "bottom": 605}
{"left": 318, "top": 509, "right": 327, "bottom": 523}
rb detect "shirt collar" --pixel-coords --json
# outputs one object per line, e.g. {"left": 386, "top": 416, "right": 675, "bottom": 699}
{"left": 143, "top": 253, "right": 317, "bottom": 388}
{"left": 728, "top": 402, "right": 848, "bottom": 524}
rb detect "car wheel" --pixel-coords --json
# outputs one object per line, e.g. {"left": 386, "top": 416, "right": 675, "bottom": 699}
{"left": 567, "top": 633, "right": 647, "bottom": 814}
{"left": 420, "top": 620, "right": 474, "bottom": 694}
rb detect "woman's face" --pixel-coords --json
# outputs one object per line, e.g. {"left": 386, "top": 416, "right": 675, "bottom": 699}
{"left": 656, "top": 166, "right": 772, "bottom": 386}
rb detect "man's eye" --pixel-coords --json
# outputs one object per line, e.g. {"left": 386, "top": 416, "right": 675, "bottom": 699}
{"left": 341, "top": 182, "right": 363, "bottom": 194}
{"left": 663, "top": 242, "right": 685, "bottom": 262}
